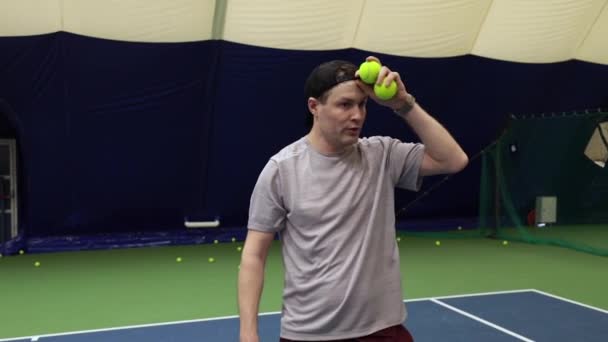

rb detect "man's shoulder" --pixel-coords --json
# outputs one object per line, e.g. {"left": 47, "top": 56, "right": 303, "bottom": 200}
{"left": 358, "top": 136, "right": 423, "bottom": 158}
{"left": 358, "top": 136, "right": 400, "bottom": 149}
{"left": 270, "top": 137, "right": 309, "bottom": 164}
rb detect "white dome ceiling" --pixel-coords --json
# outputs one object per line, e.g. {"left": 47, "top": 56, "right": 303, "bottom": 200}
{"left": 1, "top": 0, "right": 607, "bottom": 64}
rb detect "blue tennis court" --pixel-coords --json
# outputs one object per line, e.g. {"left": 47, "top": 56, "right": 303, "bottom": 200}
{"left": 1, "top": 289, "right": 606, "bottom": 341}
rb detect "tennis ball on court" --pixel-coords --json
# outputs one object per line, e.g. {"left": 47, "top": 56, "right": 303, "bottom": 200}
{"left": 374, "top": 80, "right": 397, "bottom": 100}
{"left": 176, "top": 257, "right": 182, "bottom": 262}
{"left": 208, "top": 257, "right": 215, "bottom": 263}
{"left": 502, "top": 240, "right": 509, "bottom": 246}
{"left": 237, "top": 246, "right": 242, "bottom": 252}
{"left": 358, "top": 60, "right": 381, "bottom": 84}
{"left": 457, "top": 226, "right": 462, "bottom": 231}
{"left": 213, "top": 239, "right": 219, "bottom": 244}
{"left": 396, "top": 237, "right": 401, "bottom": 242}
{"left": 19, "top": 250, "right": 24, "bottom": 255}
{"left": 231, "top": 237, "right": 236, "bottom": 243}
{"left": 34, "top": 261, "right": 41, "bottom": 267}
{"left": 435, "top": 240, "right": 441, "bottom": 246}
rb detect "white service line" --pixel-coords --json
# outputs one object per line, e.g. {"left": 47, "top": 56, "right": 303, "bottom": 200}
{"left": 405, "top": 288, "right": 535, "bottom": 303}
{"left": 0, "top": 289, "right": 535, "bottom": 342}
{"left": 0, "top": 311, "right": 281, "bottom": 342}
{"left": 532, "top": 289, "right": 608, "bottom": 315}
{"left": 431, "top": 299, "right": 535, "bottom": 342}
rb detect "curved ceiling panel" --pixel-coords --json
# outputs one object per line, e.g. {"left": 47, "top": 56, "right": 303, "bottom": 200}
{"left": 472, "top": 0, "right": 606, "bottom": 63}
{"left": 0, "top": 0, "right": 62, "bottom": 36}
{"left": 575, "top": 1, "right": 608, "bottom": 64}
{"left": 62, "top": 0, "right": 216, "bottom": 42}
{"left": 0, "top": 0, "right": 606, "bottom": 64}
{"left": 354, "top": 0, "right": 492, "bottom": 57}
{"left": 222, "top": 0, "right": 363, "bottom": 50}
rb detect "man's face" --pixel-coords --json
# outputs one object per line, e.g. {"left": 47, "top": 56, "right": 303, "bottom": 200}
{"left": 309, "top": 81, "right": 368, "bottom": 152}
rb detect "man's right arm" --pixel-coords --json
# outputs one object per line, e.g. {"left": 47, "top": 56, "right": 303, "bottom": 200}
{"left": 238, "top": 229, "right": 276, "bottom": 342}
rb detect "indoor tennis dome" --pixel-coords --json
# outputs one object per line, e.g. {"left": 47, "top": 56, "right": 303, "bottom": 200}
{"left": 1, "top": 0, "right": 607, "bottom": 252}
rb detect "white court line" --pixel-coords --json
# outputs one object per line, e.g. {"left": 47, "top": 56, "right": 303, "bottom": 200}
{"left": 532, "top": 289, "right": 608, "bottom": 315}
{"left": 0, "top": 311, "right": 280, "bottom": 342}
{"left": 404, "top": 288, "right": 535, "bottom": 303}
{"left": 431, "top": 299, "right": 535, "bottom": 342}
{"left": 4, "top": 289, "right": 604, "bottom": 341}
{"left": 0, "top": 289, "right": 544, "bottom": 342}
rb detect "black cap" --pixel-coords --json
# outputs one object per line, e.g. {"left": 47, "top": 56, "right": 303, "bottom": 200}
{"left": 304, "top": 60, "right": 358, "bottom": 100}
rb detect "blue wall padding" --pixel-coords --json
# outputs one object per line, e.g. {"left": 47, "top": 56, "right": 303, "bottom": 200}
{"left": 0, "top": 32, "right": 607, "bottom": 240}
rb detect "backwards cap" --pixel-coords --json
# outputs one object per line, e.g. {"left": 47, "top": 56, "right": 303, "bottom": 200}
{"left": 304, "top": 60, "right": 358, "bottom": 99}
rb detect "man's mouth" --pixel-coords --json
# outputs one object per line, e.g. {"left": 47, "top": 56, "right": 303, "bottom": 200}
{"left": 345, "top": 127, "right": 360, "bottom": 135}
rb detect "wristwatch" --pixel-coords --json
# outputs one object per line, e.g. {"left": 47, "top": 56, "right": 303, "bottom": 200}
{"left": 393, "top": 93, "right": 416, "bottom": 117}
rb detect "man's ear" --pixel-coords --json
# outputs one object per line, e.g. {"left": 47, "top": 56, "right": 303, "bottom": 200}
{"left": 307, "top": 97, "right": 318, "bottom": 116}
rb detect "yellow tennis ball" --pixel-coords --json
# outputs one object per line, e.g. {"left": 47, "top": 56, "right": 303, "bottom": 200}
{"left": 34, "top": 261, "right": 41, "bottom": 267}
{"left": 19, "top": 250, "right": 24, "bottom": 255}
{"left": 213, "top": 240, "right": 219, "bottom": 244}
{"left": 237, "top": 246, "right": 242, "bottom": 252}
{"left": 374, "top": 80, "right": 397, "bottom": 100}
{"left": 208, "top": 257, "right": 215, "bottom": 263}
{"left": 435, "top": 240, "right": 441, "bottom": 246}
{"left": 502, "top": 240, "right": 509, "bottom": 246}
{"left": 358, "top": 61, "right": 381, "bottom": 84}
{"left": 396, "top": 237, "right": 401, "bottom": 242}
{"left": 176, "top": 257, "right": 182, "bottom": 262}
{"left": 231, "top": 237, "right": 236, "bottom": 243}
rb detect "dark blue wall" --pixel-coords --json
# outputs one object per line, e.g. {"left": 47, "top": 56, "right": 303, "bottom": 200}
{"left": 0, "top": 32, "right": 607, "bottom": 235}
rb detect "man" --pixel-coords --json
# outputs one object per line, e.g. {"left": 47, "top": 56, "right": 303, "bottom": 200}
{"left": 239, "top": 56, "right": 468, "bottom": 341}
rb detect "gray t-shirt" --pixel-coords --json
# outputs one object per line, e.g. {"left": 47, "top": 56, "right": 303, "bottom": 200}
{"left": 248, "top": 136, "right": 424, "bottom": 340}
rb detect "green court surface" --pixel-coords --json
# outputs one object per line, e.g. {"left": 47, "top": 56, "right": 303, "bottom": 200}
{"left": 0, "top": 236, "right": 606, "bottom": 339}
{"left": 518, "top": 224, "right": 608, "bottom": 249}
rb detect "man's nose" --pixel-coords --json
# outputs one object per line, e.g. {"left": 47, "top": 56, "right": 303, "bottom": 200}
{"left": 351, "top": 107, "right": 365, "bottom": 121}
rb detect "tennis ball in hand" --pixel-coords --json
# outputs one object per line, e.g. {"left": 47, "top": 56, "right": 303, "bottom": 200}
{"left": 374, "top": 81, "right": 397, "bottom": 100}
{"left": 358, "top": 60, "right": 381, "bottom": 84}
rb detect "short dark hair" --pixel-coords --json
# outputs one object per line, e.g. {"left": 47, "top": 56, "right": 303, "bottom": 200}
{"left": 304, "top": 60, "right": 358, "bottom": 129}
